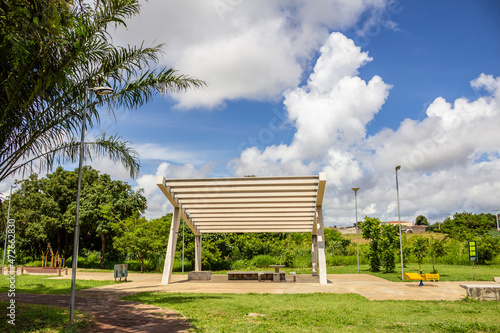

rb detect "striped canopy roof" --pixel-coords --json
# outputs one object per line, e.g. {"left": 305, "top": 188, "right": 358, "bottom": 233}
{"left": 157, "top": 173, "right": 326, "bottom": 235}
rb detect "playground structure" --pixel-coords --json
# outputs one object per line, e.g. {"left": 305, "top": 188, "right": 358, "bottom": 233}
{"left": 42, "top": 248, "right": 65, "bottom": 270}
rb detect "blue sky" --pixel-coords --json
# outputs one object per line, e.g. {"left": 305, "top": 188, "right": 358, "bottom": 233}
{"left": 5, "top": 0, "right": 499, "bottom": 227}
{"left": 105, "top": 0, "right": 500, "bottom": 226}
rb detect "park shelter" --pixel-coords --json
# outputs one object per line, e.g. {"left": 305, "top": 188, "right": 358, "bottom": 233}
{"left": 156, "top": 173, "right": 328, "bottom": 285}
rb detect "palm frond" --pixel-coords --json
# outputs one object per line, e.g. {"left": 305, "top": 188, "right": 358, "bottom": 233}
{"left": 6, "top": 132, "right": 140, "bottom": 180}
{"left": 0, "top": 0, "right": 206, "bottom": 182}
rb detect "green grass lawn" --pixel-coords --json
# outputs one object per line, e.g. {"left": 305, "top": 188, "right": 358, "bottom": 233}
{"left": 123, "top": 292, "right": 500, "bottom": 333}
{"left": 0, "top": 275, "right": 116, "bottom": 294}
{"left": 327, "top": 264, "right": 500, "bottom": 282}
{"left": 213, "top": 263, "right": 500, "bottom": 282}
{"left": 1, "top": 267, "right": 499, "bottom": 333}
{"left": 0, "top": 301, "right": 93, "bottom": 332}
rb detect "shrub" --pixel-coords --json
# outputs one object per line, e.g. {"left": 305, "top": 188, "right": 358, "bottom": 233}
{"left": 250, "top": 254, "right": 277, "bottom": 268}
{"left": 172, "top": 259, "right": 192, "bottom": 272}
{"left": 24, "top": 260, "right": 44, "bottom": 267}
{"left": 475, "top": 236, "right": 500, "bottom": 264}
{"left": 231, "top": 259, "right": 250, "bottom": 270}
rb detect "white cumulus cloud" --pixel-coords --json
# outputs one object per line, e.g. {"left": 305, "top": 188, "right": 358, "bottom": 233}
{"left": 111, "top": 0, "right": 389, "bottom": 109}
{"left": 228, "top": 31, "right": 500, "bottom": 226}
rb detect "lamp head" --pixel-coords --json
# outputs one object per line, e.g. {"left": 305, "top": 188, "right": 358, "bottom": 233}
{"left": 395, "top": 165, "right": 401, "bottom": 171}
{"left": 90, "top": 86, "right": 114, "bottom": 95}
{"left": 351, "top": 187, "right": 360, "bottom": 192}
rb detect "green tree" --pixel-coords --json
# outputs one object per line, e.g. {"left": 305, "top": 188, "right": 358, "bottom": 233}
{"left": 474, "top": 236, "right": 500, "bottom": 264}
{"left": 412, "top": 236, "right": 429, "bottom": 270}
{"left": 428, "top": 237, "right": 445, "bottom": 273}
{"left": 415, "top": 215, "right": 429, "bottom": 226}
{"left": 441, "top": 212, "right": 495, "bottom": 241}
{"left": 6, "top": 167, "right": 99, "bottom": 260}
{"left": 7, "top": 175, "right": 57, "bottom": 260}
{"left": 0, "top": 0, "right": 205, "bottom": 182}
{"left": 5, "top": 166, "right": 143, "bottom": 264}
{"left": 112, "top": 214, "right": 170, "bottom": 272}
{"left": 361, "top": 217, "right": 382, "bottom": 272}
{"left": 79, "top": 173, "right": 146, "bottom": 268}
{"left": 379, "top": 224, "right": 399, "bottom": 273}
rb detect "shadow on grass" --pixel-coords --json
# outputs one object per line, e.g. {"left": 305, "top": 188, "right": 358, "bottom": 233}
{"left": 123, "top": 292, "right": 226, "bottom": 305}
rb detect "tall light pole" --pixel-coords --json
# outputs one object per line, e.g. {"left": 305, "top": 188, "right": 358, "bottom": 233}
{"left": 2, "top": 184, "right": 16, "bottom": 275}
{"left": 395, "top": 165, "right": 404, "bottom": 281}
{"left": 493, "top": 210, "right": 500, "bottom": 232}
{"left": 70, "top": 86, "right": 114, "bottom": 322}
{"left": 351, "top": 188, "right": 360, "bottom": 273}
{"left": 182, "top": 219, "right": 185, "bottom": 273}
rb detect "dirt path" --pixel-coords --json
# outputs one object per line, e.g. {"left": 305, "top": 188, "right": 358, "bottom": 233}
{"left": 0, "top": 293, "right": 191, "bottom": 332}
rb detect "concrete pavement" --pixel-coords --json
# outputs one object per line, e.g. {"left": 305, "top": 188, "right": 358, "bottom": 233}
{"left": 41, "top": 270, "right": 496, "bottom": 301}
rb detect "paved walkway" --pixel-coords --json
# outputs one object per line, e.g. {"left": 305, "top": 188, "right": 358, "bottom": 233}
{"left": 46, "top": 270, "right": 486, "bottom": 301}
{"left": 0, "top": 293, "right": 191, "bottom": 332}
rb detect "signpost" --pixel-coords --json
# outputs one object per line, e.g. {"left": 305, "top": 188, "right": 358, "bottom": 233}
{"left": 468, "top": 241, "right": 477, "bottom": 280}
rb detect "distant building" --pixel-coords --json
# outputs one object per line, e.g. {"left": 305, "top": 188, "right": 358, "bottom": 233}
{"left": 384, "top": 221, "right": 413, "bottom": 227}
{"left": 404, "top": 225, "right": 427, "bottom": 234}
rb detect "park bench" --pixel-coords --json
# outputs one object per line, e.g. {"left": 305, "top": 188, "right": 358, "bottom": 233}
{"left": 422, "top": 273, "right": 439, "bottom": 282}
{"left": 228, "top": 271, "right": 286, "bottom": 281}
{"left": 404, "top": 273, "right": 423, "bottom": 280}
{"left": 460, "top": 284, "right": 500, "bottom": 301}
{"left": 404, "top": 272, "right": 440, "bottom": 282}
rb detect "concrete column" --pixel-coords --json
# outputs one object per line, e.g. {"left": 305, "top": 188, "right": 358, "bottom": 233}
{"left": 195, "top": 234, "right": 202, "bottom": 271}
{"left": 316, "top": 206, "right": 328, "bottom": 285}
{"left": 161, "top": 207, "right": 181, "bottom": 284}
{"left": 311, "top": 234, "right": 318, "bottom": 276}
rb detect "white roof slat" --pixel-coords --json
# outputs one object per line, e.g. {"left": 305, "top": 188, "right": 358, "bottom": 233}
{"left": 181, "top": 202, "right": 314, "bottom": 209}
{"left": 202, "top": 228, "right": 313, "bottom": 233}
{"left": 165, "top": 177, "right": 318, "bottom": 188}
{"left": 178, "top": 196, "right": 317, "bottom": 204}
{"left": 186, "top": 212, "right": 314, "bottom": 218}
{"left": 185, "top": 207, "right": 315, "bottom": 214}
{"left": 174, "top": 191, "right": 318, "bottom": 199}
{"left": 170, "top": 185, "right": 318, "bottom": 193}
{"left": 192, "top": 217, "right": 313, "bottom": 223}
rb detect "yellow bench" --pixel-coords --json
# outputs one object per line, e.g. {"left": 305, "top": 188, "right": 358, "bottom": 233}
{"left": 422, "top": 273, "right": 439, "bottom": 282}
{"left": 404, "top": 273, "right": 423, "bottom": 280}
{"left": 404, "top": 273, "right": 440, "bottom": 281}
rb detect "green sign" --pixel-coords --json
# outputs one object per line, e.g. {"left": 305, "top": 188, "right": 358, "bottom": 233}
{"left": 468, "top": 241, "right": 477, "bottom": 262}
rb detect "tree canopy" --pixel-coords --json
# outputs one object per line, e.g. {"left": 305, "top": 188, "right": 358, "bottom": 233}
{"left": 415, "top": 215, "right": 429, "bottom": 226}
{"left": 0, "top": 0, "right": 205, "bottom": 182}
{"left": 5, "top": 166, "right": 146, "bottom": 263}
{"left": 440, "top": 212, "right": 496, "bottom": 241}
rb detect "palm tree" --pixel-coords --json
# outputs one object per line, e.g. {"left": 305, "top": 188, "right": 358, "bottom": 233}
{"left": 0, "top": 0, "right": 205, "bottom": 182}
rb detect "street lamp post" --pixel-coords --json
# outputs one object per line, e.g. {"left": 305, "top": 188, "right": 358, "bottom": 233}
{"left": 493, "top": 210, "right": 500, "bottom": 232}
{"left": 182, "top": 219, "right": 185, "bottom": 273}
{"left": 2, "top": 184, "right": 16, "bottom": 275}
{"left": 395, "top": 165, "right": 404, "bottom": 281}
{"left": 351, "top": 188, "right": 360, "bottom": 274}
{"left": 70, "top": 85, "right": 114, "bottom": 322}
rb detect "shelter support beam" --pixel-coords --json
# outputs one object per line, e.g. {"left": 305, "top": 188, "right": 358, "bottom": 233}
{"left": 195, "top": 235, "right": 202, "bottom": 271}
{"left": 311, "top": 235, "right": 318, "bottom": 276}
{"left": 161, "top": 207, "right": 181, "bottom": 284}
{"left": 316, "top": 206, "right": 328, "bottom": 285}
